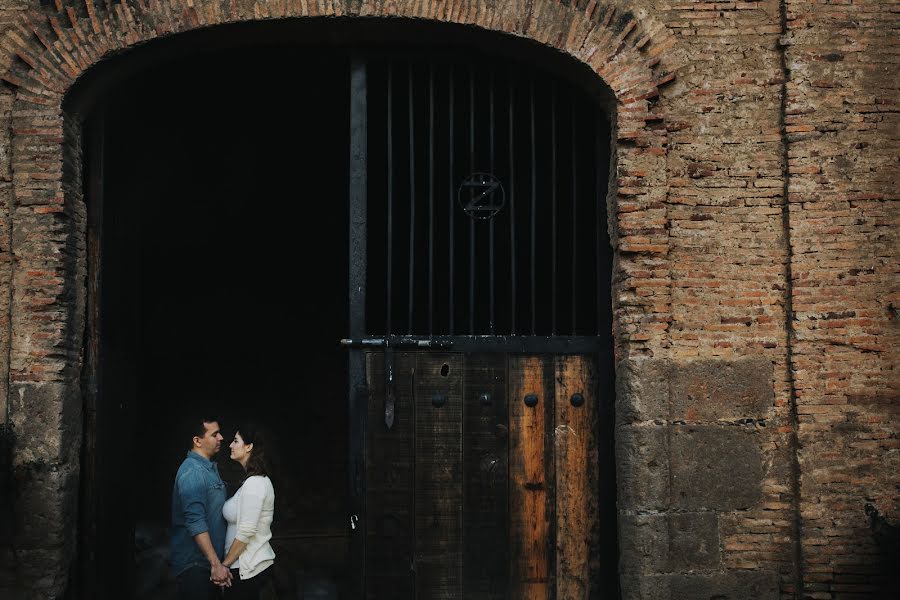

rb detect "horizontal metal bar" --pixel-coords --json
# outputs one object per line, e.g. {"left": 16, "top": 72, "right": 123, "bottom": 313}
{"left": 341, "top": 337, "right": 452, "bottom": 349}
{"left": 341, "top": 336, "right": 605, "bottom": 353}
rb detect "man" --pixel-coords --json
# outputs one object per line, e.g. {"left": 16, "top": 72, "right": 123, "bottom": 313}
{"left": 171, "top": 415, "right": 232, "bottom": 598}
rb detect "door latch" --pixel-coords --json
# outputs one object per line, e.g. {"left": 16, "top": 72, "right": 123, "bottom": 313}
{"left": 384, "top": 347, "right": 395, "bottom": 430}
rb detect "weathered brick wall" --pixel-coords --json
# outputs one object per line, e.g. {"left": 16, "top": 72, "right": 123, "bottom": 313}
{"left": 784, "top": 0, "right": 900, "bottom": 597}
{"left": 0, "top": 0, "right": 26, "bottom": 438}
{"left": 0, "top": 1, "right": 25, "bottom": 593}
{"left": 0, "top": 85, "right": 13, "bottom": 600}
{"left": 619, "top": 2, "right": 800, "bottom": 597}
{"left": 0, "top": 0, "right": 895, "bottom": 599}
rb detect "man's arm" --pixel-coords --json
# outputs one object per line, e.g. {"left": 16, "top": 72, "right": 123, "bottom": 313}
{"left": 194, "top": 531, "right": 231, "bottom": 585}
{"left": 177, "top": 471, "right": 231, "bottom": 585}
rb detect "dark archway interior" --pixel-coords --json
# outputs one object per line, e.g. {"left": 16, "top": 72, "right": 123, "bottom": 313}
{"left": 96, "top": 47, "right": 351, "bottom": 597}
{"left": 78, "top": 19, "right": 619, "bottom": 600}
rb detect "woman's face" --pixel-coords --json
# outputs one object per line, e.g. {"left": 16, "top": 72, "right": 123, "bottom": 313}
{"left": 229, "top": 432, "right": 252, "bottom": 466}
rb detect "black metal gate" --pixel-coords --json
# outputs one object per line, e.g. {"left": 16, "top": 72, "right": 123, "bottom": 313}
{"left": 355, "top": 54, "right": 610, "bottom": 340}
{"left": 344, "top": 51, "right": 614, "bottom": 598}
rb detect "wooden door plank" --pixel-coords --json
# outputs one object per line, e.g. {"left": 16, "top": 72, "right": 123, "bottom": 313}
{"left": 415, "top": 353, "right": 464, "bottom": 599}
{"left": 508, "top": 355, "right": 552, "bottom": 599}
{"left": 366, "top": 352, "right": 416, "bottom": 599}
{"left": 555, "top": 355, "right": 597, "bottom": 600}
{"left": 463, "top": 353, "right": 509, "bottom": 599}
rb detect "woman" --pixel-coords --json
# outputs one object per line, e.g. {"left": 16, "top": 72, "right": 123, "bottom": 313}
{"left": 221, "top": 424, "right": 276, "bottom": 599}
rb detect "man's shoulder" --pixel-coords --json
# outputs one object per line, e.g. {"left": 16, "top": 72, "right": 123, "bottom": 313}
{"left": 175, "top": 455, "right": 206, "bottom": 482}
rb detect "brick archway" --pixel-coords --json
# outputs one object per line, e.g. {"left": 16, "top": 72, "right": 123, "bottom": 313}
{"left": 0, "top": 2, "right": 677, "bottom": 597}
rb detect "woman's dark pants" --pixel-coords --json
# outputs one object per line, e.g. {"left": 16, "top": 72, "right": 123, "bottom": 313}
{"left": 225, "top": 567, "right": 270, "bottom": 600}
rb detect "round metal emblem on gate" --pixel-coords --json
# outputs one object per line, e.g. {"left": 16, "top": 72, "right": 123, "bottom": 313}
{"left": 458, "top": 173, "right": 505, "bottom": 220}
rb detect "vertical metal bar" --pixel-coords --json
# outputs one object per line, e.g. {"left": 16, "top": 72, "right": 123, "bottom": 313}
{"left": 349, "top": 60, "right": 368, "bottom": 379}
{"left": 448, "top": 66, "right": 455, "bottom": 335}
{"left": 386, "top": 63, "right": 394, "bottom": 335}
{"left": 469, "top": 67, "right": 476, "bottom": 335}
{"left": 596, "top": 112, "right": 603, "bottom": 336}
{"left": 551, "top": 84, "right": 558, "bottom": 336}
{"left": 529, "top": 78, "right": 536, "bottom": 335}
{"left": 428, "top": 64, "right": 435, "bottom": 336}
{"left": 489, "top": 71, "right": 496, "bottom": 334}
{"left": 348, "top": 57, "right": 368, "bottom": 600}
{"left": 407, "top": 62, "right": 416, "bottom": 334}
{"left": 508, "top": 75, "right": 516, "bottom": 335}
{"left": 571, "top": 98, "right": 577, "bottom": 335}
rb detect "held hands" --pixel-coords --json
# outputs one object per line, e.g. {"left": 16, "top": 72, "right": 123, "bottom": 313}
{"left": 210, "top": 561, "right": 233, "bottom": 588}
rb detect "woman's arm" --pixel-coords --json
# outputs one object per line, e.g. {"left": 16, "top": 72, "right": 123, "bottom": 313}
{"left": 222, "top": 539, "right": 247, "bottom": 569}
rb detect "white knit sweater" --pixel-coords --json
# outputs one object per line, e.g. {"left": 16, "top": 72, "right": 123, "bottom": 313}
{"left": 223, "top": 475, "right": 276, "bottom": 579}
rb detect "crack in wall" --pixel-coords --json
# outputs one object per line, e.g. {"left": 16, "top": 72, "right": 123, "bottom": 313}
{"left": 777, "top": 0, "right": 805, "bottom": 596}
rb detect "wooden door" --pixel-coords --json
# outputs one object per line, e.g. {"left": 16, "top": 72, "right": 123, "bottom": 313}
{"left": 364, "top": 352, "right": 599, "bottom": 599}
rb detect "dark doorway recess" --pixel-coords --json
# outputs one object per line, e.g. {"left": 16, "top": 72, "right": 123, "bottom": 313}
{"left": 83, "top": 48, "right": 351, "bottom": 598}
{"left": 74, "top": 19, "right": 618, "bottom": 600}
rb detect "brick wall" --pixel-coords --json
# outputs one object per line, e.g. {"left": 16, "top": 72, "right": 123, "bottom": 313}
{"left": 0, "top": 0, "right": 895, "bottom": 598}
{"left": 784, "top": 0, "right": 900, "bottom": 597}
{"left": 655, "top": 1, "right": 799, "bottom": 596}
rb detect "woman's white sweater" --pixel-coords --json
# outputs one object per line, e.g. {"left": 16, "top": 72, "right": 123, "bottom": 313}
{"left": 223, "top": 475, "right": 276, "bottom": 579}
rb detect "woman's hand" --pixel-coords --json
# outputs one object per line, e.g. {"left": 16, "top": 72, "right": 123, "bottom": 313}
{"left": 210, "top": 562, "right": 232, "bottom": 587}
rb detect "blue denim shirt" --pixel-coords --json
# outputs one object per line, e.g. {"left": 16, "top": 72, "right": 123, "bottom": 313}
{"left": 170, "top": 451, "right": 227, "bottom": 576}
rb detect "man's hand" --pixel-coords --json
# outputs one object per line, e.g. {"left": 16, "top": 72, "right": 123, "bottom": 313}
{"left": 210, "top": 562, "right": 232, "bottom": 587}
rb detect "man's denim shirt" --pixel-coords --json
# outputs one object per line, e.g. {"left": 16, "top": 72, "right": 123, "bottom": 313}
{"left": 170, "top": 451, "right": 227, "bottom": 576}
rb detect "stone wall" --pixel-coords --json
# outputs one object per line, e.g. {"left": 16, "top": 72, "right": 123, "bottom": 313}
{"left": 0, "top": 0, "right": 895, "bottom": 599}
{"left": 617, "top": 357, "right": 785, "bottom": 598}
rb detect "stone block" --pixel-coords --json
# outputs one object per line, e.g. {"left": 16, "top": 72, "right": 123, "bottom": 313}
{"left": 671, "top": 426, "right": 763, "bottom": 511}
{"left": 666, "top": 512, "right": 721, "bottom": 570}
{"left": 616, "top": 357, "right": 774, "bottom": 423}
{"left": 12, "top": 547, "right": 72, "bottom": 600}
{"left": 616, "top": 424, "right": 669, "bottom": 511}
{"left": 669, "top": 570, "right": 780, "bottom": 600}
{"left": 10, "top": 382, "right": 82, "bottom": 466}
{"left": 11, "top": 462, "right": 78, "bottom": 550}
{"left": 622, "top": 571, "right": 780, "bottom": 600}
{"left": 616, "top": 358, "right": 669, "bottom": 424}
{"left": 669, "top": 358, "right": 774, "bottom": 421}
{"left": 620, "top": 572, "right": 671, "bottom": 600}
{"left": 618, "top": 511, "right": 720, "bottom": 573}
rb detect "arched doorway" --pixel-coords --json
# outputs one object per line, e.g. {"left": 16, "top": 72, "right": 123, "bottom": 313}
{"left": 62, "top": 16, "right": 627, "bottom": 600}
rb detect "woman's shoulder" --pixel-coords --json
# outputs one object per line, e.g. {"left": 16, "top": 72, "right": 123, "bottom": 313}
{"left": 243, "top": 475, "right": 274, "bottom": 492}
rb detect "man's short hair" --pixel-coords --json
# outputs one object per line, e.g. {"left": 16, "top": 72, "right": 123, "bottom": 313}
{"left": 182, "top": 413, "right": 218, "bottom": 449}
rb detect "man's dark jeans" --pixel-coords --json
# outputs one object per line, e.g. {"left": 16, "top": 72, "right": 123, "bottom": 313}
{"left": 175, "top": 565, "right": 219, "bottom": 600}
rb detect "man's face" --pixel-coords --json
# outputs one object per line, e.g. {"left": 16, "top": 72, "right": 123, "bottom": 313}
{"left": 193, "top": 421, "right": 223, "bottom": 459}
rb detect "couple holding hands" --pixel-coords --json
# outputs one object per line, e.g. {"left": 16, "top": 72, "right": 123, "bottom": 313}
{"left": 170, "top": 416, "right": 276, "bottom": 600}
